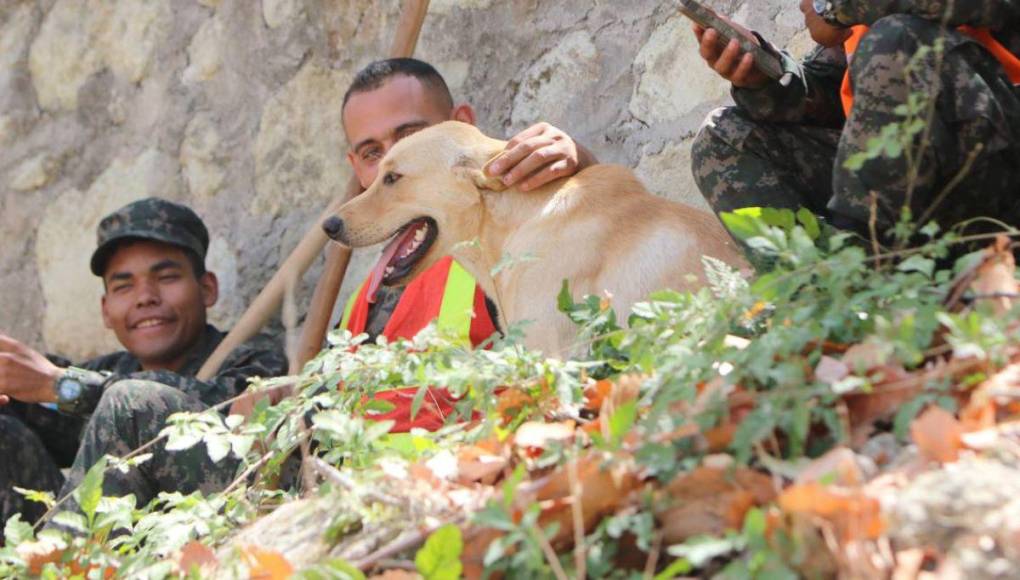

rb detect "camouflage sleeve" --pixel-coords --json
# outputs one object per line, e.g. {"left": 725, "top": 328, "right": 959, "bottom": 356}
{"left": 731, "top": 43, "right": 848, "bottom": 128}
{"left": 824, "top": 0, "right": 1020, "bottom": 27}
{"left": 60, "top": 338, "right": 288, "bottom": 417}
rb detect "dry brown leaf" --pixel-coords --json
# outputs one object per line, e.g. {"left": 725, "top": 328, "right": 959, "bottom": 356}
{"left": 177, "top": 541, "right": 218, "bottom": 575}
{"left": 457, "top": 445, "right": 508, "bottom": 485}
{"left": 815, "top": 356, "right": 850, "bottom": 385}
{"left": 970, "top": 235, "right": 1019, "bottom": 315}
{"left": 513, "top": 420, "right": 575, "bottom": 457}
{"left": 241, "top": 546, "right": 294, "bottom": 580}
{"left": 842, "top": 341, "right": 890, "bottom": 373}
{"left": 370, "top": 571, "right": 422, "bottom": 579}
{"left": 796, "top": 447, "right": 868, "bottom": 487}
{"left": 658, "top": 467, "right": 777, "bottom": 543}
{"left": 911, "top": 406, "right": 964, "bottom": 463}
{"left": 16, "top": 542, "right": 63, "bottom": 576}
{"left": 778, "top": 483, "right": 884, "bottom": 541}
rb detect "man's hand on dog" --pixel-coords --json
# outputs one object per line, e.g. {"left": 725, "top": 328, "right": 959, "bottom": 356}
{"left": 0, "top": 334, "right": 62, "bottom": 405}
{"left": 485, "top": 122, "right": 596, "bottom": 191}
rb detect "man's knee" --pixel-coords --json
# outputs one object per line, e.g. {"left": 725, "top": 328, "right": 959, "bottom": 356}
{"left": 693, "top": 107, "right": 754, "bottom": 159}
{"left": 93, "top": 379, "right": 205, "bottom": 424}
{"left": 853, "top": 15, "right": 938, "bottom": 73}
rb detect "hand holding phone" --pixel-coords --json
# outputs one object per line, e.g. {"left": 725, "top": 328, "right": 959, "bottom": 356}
{"left": 678, "top": 0, "right": 787, "bottom": 87}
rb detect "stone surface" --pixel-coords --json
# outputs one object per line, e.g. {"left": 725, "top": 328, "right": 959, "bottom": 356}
{"left": 253, "top": 61, "right": 352, "bottom": 216}
{"left": 629, "top": 15, "right": 730, "bottom": 125}
{"left": 510, "top": 30, "right": 600, "bottom": 132}
{"left": 635, "top": 139, "right": 710, "bottom": 211}
{"left": 183, "top": 14, "right": 224, "bottom": 84}
{"left": 2, "top": 0, "right": 800, "bottom": 359}
{"left": 181, "top": 113, "right": 227, "bottom": 199}
{"left": 8, "top": 153, "right": 58, "bottom": 192}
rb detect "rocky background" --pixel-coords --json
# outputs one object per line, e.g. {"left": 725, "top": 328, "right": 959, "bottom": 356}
{"left": 0, "top": 0, "right": 811, "bottom": 360}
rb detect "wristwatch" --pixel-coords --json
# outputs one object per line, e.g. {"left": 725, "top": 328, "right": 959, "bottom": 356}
{"left": 53, "top": 366, "right": 108, "bottom": 412}
{"left": 812, "top": 0, "right": 844, "bottom": 26}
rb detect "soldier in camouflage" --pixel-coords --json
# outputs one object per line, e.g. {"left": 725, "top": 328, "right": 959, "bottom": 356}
{"left": 690, "top": 0, "right": 1020, "bottom": 239}
{"left": 0, "top": 197, "right": 286, "bottom": 527}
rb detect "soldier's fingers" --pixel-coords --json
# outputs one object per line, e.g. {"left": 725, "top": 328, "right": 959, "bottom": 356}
{"left": 501, "top": 145, "right": 564, "bottom": 188}
{"left": 0, "top": 394, "right": 8, "bottom": 406}
{"left": 732, "top": 53, "right": 758, "bottom": 86}
{"left": 699, "top": 28, "right": 723, "bottom": 65}
{"left": 713, "top": 39, "right": 743, "bottom": 79}
{"left": 0, "top": 334, "right": 22, "bottom": 353}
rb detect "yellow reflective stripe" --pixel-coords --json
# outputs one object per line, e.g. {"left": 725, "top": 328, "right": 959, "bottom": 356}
{"left": 339, "top": 280, "right": 365, "bottom": 330}
{"left": 436, "top": 260, "right": 476, "bottom": 347}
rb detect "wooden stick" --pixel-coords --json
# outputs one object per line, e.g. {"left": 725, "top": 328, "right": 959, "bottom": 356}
{"left": 199, "top": 0, "right": 433, "bottom": 380}
{"left": 288, "top": 0, "right": 432, "bottom": 373}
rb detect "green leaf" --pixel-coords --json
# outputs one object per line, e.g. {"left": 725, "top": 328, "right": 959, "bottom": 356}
{"left": 415, "top": 524, "right": 463, "bottom": 580}
{"left": 557, "top": 280, "right": 575, "bottom": 314}
{"left": 654, "top": 558, "right": 693, "bottom": 579}
{"left": 52, "top": 511, "right": 88, "bottom": 534}
{"left": 897, "top": 255, "right": 935, "bottom": 278}
{"left": 205, "top": 434, "right": 231, "bottom": 463}
{"left": 13, "top": 486, "right": 56, "bottom": 509}
{"left": 295, "top": 558, "right": 366, "bottom": 580}
{"left": 796, "top": 208, "right": 821, "bottom": 240}
{"left": 3, "top": 514, "right": 33, "bottom": 546}
{"left": 608, "top": 400, "right": 638, "bottom": 448}
{"left": 77, "top": 456, "right": 107, "bottom": 525}
{"left": 364, "top": 399, "right": 397, "bottom": 415}
{"left": 720, "top": 211, "right": 760, "bottom": 241}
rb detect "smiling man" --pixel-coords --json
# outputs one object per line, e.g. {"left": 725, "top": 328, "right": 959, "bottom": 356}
{"left": 325, "top": 58, "right": 595, "bottom": 431}
{"left": 336, "top": 58, "right": 595, "bottom": 344}
{"left": 0, "top": 197, "right": 286, "bottom": 526}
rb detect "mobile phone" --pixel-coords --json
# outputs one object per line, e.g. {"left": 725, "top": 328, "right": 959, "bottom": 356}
{"left": 677, "top": 0, "right": 785, "bottom": 81}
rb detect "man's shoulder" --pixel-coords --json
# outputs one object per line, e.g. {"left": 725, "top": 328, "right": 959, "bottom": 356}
{"left": 222, "top": 330, "right": 288, "bottom": 375}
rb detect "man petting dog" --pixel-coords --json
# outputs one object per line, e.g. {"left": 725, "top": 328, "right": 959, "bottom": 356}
{"left": 325, "top": 58, "right": 594, "bottom": 430}
{"left": 690, "top": 0, "right": 1020, "bottom": 240}
{"left": 0, "top": 198, "right": 286, "bottom": 526}
{"left": 335, "top": 58, "right": 595, "bottom": 346}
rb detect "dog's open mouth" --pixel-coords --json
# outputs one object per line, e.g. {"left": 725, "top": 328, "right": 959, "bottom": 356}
{"left": 365, "top": 217, "right": 438, "bottom": 302}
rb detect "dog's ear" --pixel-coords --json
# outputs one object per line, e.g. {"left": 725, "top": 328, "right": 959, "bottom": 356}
{"left": 453, "top": 155, "right": 506, "bottom": 192}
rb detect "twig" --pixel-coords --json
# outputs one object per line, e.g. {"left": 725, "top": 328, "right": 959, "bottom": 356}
{"left": 221, "top": 448, "right": 278, "bottom": 496}
{"left": 568, "top": 456, "right": 586, "bottom": 579}
{"left": 528, "top": 524, "right": 570, "bottom": 580}
{"left": 642, "top": 531, "right": 663, "bottom": 580}
{"left": 916, "top": 144, "right": 984, "bottom": 228}
{"left": 307, "top": 457, "right": 402, "bottom": 507}
{"left": 869, "top": 192, "right": 882, "bottom": 268}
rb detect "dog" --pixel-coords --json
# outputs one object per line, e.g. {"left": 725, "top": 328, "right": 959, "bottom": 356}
{"left": 323, "top": 121, "right": 746, "bottom": 355}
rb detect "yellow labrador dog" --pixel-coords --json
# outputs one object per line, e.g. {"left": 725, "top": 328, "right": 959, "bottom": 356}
{"left": 323, "top": 121, "right": 745, "bottom": 355}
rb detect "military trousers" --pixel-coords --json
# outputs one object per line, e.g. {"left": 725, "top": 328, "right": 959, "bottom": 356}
{"left": 693, "top": 14, "right": 1020, "bottom": 237}
{"left": 51, "top": 380, "right": 242, "bottom": 524}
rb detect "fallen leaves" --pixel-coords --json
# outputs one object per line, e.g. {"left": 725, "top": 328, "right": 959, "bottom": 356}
{"left": 657, "top": 466, "right": 776, "bottom": 543}
{"left": 911, "top": 406, "right": 964, "bottom": 463}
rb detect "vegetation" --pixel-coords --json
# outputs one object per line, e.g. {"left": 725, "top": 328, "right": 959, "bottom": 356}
{"left": 3, "top": 203, "right": 1020, "bottom": 578}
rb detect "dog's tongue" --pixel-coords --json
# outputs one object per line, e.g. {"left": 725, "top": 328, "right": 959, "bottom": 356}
{"left": 365, "top": 225, "right": 420, "bottom": 304}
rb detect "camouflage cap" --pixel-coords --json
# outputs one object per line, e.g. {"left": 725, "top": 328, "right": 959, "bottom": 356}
{"left": 89, "top": 197, "right": 210, "bottom": 276}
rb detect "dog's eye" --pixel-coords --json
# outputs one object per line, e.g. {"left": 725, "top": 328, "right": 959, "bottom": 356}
{"left": 383, "top": 172, "right": 402, "bottom": 186}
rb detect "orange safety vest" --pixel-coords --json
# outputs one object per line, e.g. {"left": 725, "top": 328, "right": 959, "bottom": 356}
{"left": 339, "top": 256, "right": 497, "bottom": 432}
{"left": 841, "top": 24, "right": 1020, "bottom": 116}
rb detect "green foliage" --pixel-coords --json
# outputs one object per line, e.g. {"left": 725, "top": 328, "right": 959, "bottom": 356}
{"left": 415, "top": 525, "right": 463, "bottom": 580}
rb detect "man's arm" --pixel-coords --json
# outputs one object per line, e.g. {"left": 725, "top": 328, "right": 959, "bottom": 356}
{"left": 483, "top": 123, "right": 597, "bottom": 191}
{"left": 822, "top": 0, "right": 1020, "bottom": 28}
{"left": 731, "top": 44, "right": 849, "bottom": 128}
{"left": 59, "top": 337, "right": 289, "bottom": 417}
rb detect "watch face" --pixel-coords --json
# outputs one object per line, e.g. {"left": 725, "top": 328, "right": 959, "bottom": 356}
{"left": 58, "top": 378, "right": 83, "bottom": 401}
{"left": 813, "top": 0, "right": 828, "bottom": 15}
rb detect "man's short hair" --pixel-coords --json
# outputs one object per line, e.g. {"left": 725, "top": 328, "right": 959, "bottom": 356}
{"left": 342, "top": 58, "right": 454, "bottom": 112}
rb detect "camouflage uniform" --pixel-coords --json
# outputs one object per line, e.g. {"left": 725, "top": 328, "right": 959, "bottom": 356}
{"left": 0, "top": 198, "right": 287, "bottom": 527}
{"left": 692, "top": 0, "right": 1020, "bottom": 237}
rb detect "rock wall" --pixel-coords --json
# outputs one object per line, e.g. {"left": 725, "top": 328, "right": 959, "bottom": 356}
{"left": 0, "top": 0, "right": 808, "bottom": 360}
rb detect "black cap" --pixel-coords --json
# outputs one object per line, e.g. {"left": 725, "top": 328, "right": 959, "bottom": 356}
{"left": 89, "top": 197, "right": 210, "bottom": 276}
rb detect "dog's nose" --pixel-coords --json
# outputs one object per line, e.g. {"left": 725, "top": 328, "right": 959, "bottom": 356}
{"left": 322, "top": 216, "right": 345, "bottom": 241}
